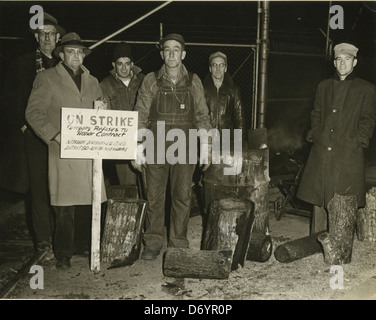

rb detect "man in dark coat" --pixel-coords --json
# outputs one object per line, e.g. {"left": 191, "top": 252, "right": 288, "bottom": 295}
{"left": 0, "top": 13, "right": 65, "bottom": 256}
{"left": 201, "top": 51, "right": 244, "bottom": 213}
{"left": 100, "top": 42, "right": 144, "bottom": 187}
{"left": 297, "top": 43, "right": 376, "bottom": 233}
{"left": 203, "top": 51, "right": 243, "bottom": 137}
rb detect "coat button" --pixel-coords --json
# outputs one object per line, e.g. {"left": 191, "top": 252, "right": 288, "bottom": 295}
{"left": 330, "top": 128, "right": 334, "bottom": 132}
{"left": 333, "top": 109, "right": 337, "bottom": 113}
{"left": 327, "top": 147, "right": 332, "bottom": 151}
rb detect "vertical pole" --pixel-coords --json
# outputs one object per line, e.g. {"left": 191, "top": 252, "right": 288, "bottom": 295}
{"left": 257, "top": 1, "right": 270, "bottom": 129}
{"left": 91, "top": 158, "right": 102, "bottom": 273}
{"left": 253, "top": 1, "right": 262, "bottom": 129}
{"left": 160, "top": 22, "right": 163, "bottom": 40}
{"left": 90, "top": 100, "right": 107, "bottom": 273}
{"left": 325, "top": 1, "right": 332, "bottom": 59}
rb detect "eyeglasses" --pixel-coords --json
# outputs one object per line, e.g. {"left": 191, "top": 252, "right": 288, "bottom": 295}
{"left": 211, "top": 63, "right": 226, "bottom": 69}
{"left": 38, "top": 31, "right": 57, "bottom": 39}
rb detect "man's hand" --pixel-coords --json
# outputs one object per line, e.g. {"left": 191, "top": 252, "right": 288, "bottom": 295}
{"left": 131, "top": 160, "right": 143, "bottom": 172}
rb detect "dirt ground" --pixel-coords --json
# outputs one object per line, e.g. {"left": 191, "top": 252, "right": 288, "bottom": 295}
{"left": 2, "top": 187, "right": 376, "bottom": 301}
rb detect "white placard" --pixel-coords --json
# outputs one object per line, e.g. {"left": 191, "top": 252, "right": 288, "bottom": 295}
{"left": 61, "top": 108, "right": 138, "bottom": 160}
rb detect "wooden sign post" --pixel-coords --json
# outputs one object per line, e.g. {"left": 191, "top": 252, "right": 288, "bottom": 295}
{"left": 61, "top": 106, "right": 138, "bottom": 272}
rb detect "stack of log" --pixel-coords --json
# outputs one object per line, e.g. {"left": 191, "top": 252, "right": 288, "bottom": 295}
{"left": 101, "top": 184, "right": 147, "bottom": 269}
{"left": 318, "top": 194, "right": 358, "bottom": 265}
{"left": 357, "top": 187, "right": 376, "bottom": 242}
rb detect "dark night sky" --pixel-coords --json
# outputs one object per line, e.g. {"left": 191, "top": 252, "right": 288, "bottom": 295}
{"left": 0, "top": 1, "right": 375, "bottom": 46}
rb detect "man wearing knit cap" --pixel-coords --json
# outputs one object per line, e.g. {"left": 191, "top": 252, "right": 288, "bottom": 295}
{"left": 132, "top": 33, "right": 212, "bottom": 260}
{"left": 297, "top": 43, "right": 376, "bottom": 234}
{"left": 0, "top": 12, "right": 65, "bottom": 262}
{"left": 100, "top": 42, "right": 145, "bottom": 187}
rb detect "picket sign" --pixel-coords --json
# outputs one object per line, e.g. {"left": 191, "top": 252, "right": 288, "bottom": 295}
{"left": 61, "top": 105, "right": 138, "bottom": 272}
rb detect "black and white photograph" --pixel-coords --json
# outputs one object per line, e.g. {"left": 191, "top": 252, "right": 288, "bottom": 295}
{"left": 0, "top": 0, "right": 376, "bottom": 303}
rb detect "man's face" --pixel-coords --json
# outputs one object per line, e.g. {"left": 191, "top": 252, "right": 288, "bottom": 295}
{"left": 334, "top": 53, "right": 357, "bottom": 78}
{"left": 35, "top": 25, "right": 59, "bottom": 55}
{"left": 210, "top": 57, "right": 227, "bottom": 81}
{"left": 160, "top": 40, "right": 186, "bottom": 69}
{"left": 112, "top": 57, "right": 133, "bottom": 79}
{"left": 59, "top": 47, "right": 85, "bottom": 71}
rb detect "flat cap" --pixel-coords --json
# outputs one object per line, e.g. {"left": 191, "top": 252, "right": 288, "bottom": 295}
{"left": 159, "top": 33, "right": 185, "bottom": 49}
{"left": 334, "top": 43, "right": 359, "bottom": 57}
{"left": 209, "top": 51, "right": 227, "bottom": 65}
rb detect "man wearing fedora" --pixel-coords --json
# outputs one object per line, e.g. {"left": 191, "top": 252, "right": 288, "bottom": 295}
{"left": 100, "top": 42, "right": 145, "bottom": 187}
{"left": 132, "top": 33, "right": 212, "bottom": 260}
{"left": 26, "top": 32, "right": 107, "bottom": 270}
{"left": 297, "top": 43, "right": 376, "bottom": 234}
{"left": 0, "top": 12, "right": 65, "bottom": 260}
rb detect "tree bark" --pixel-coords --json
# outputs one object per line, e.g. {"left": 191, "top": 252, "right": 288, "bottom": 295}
{"left": 201, "top": 198, "right": 254, "bottom": 270}
{"left": 274, "top": 231, "right": 325, "bottom": 263}
{"left": 247, "top": 232, "right": 273, "bottom": 262}
{"left": 357, "top": 187, "right": 376, "bottom": 242}
{"left": 318, "top": 194, "right": 357, "bottom": 265}
{"left": 101, "top": 199, "right": 147, "bottom": 269}
{"left": 163, "top": 248, "right": 232, "bottom": 279}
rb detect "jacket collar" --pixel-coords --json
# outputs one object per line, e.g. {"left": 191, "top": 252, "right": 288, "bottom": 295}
{"left": 156, "top": 64, "right": 189, "bottom": 83}
{"left": 56, "top": 61, "right": 90, "bottom": 93}
{"left": 333, "top": 70, "right": 357, "bottom": 81}
{"left": 204, "top": 72, "right": 234, "bottom": 88}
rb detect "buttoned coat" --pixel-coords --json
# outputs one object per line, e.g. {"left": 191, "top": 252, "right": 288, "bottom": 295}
{"left": 25, "top": 62, "right": 107, "bottom": 206}
{"left": 296, "top": 74, "right": 376, "bottom": 207}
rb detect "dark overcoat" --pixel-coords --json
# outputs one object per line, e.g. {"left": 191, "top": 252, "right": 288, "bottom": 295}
{"left": 297, "top": 73, "right": 376, "bottom": 207}
{"left": 0, "top": 52, "right": 42, "bottom": 193}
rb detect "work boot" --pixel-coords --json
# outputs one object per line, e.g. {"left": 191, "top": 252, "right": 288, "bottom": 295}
{"left": 37, "top": 240, "right": 56, "bottom": 264}
{"left": 56, "top": 257, "right": 71, "bottom": 270}
{"left": 141, "top": 247, "right": 160, "bottom": 260}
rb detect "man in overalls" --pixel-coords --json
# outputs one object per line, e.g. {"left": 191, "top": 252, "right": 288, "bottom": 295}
{"left": 133, "top": 33, "right": 212, "bottom": 260}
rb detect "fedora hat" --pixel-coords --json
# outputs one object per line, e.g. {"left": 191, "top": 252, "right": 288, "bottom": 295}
{"left": 54, "top": 32, "right": 91, "bottom": 57}
{"left": 29, "top": 12, "right": 65, "bottom": 36}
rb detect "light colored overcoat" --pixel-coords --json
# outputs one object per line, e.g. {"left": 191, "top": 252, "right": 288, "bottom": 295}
{"left": 26, "top": 62, "right": 107, "bottom": 206}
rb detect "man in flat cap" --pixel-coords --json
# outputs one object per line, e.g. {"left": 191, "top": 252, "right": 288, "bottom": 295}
{"left": 297, "top": 43, "right": 376, "bottom": 234}
{"left": 132, "top": 33, "right": 212, "bottom": 260}
{"left": 0, "top": 12, "right": 65, "bottom": 261}
{"left": 26, "top": 32, "right": 107, "bottom": 270}
{"left": 100, "top": 42, "right": 145, "bottom": 188}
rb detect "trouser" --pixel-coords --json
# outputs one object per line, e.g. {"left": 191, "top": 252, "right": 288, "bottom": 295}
{"left": 143, "top": 163, "right": 196, "bottom": 249}
{"left": 311, "top": 205, "right": 328, "bottom": 234}
{"left": 115, "top": 161, "right": 138, "bottom": 185}
{"left": 53, "top": 205, "right": 91, "bottom": 259}
{"left": 24, "top": 128, "right": 54, "bottom": 245}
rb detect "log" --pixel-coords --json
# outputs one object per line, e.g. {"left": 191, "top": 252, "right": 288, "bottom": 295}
{"left": 203, "top": 148, "right": 270, "bottom": 235}
{"left": 101, "top": 199, "right": 147, "bottom": 269}
{"left": 356, "top": 187, "right": 376, "bottom": 242}
{"left": 106, "top": 184, "right": 139, "bottom": 200}
{"left": 247, "top": 233, "right": 273, "bottom": 262}
{"left": 317, "top": 194, "right": 357, "bottom": 265}
{"left": 274, "top": 231, "right": 325, "bottom": 263}
{"left": 163, "top": 248, "right": 232, "bottom": 279}
{"left": 201, "top": 198, "right": 254, "bottom": 270}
